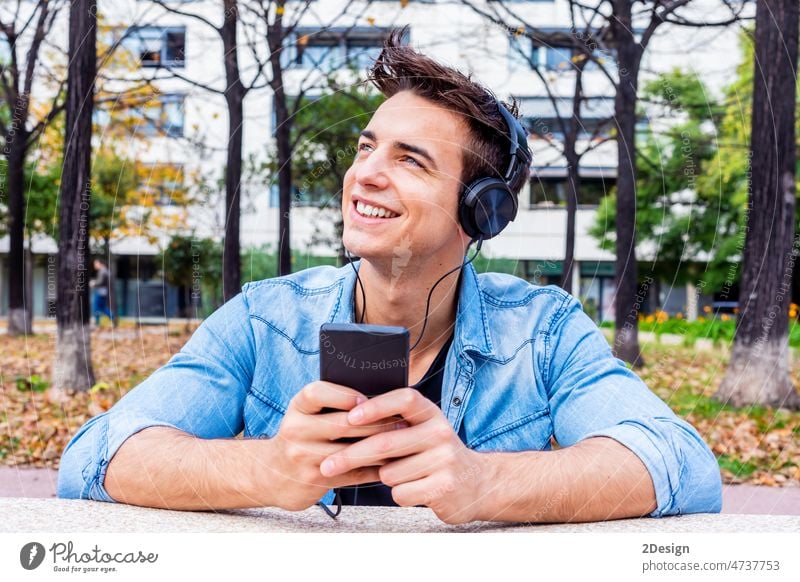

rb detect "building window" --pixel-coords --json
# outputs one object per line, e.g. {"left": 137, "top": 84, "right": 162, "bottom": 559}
{"left": 284, "top": 27, "right": 403, "bottom": 71}
{"left": 530, "top": 179, "right": 564, "bottom": 206}
{"left": 523, "top": 259, "right": 563, "bottom": 286}
{"left": 345, "top": 37, "right": 385, "bottom": 69}
{"left": 138, "top": 163, "right": 185, "bottom": 206}
{"left": 93, "top": 93, "right": 186, "bottom": 139}
{"left": 509, "top": 36, "right": 573, "bottom": 72}
{"left": 516, "top": 96, "right": 615, "bottom": 142}
{"left": 509, "top": 34, "right": 616, "bottom": 74}
{"left": 529, "top": 177, "right": 613, "bottom": 207}
{"left": 269, "top": 182, "right": 332, "bottom": 208}
{"left": 294, "top": 34, "right": 339, "bottom": 69}
{"left": 121, "top": 26, "right": 186, "bottom": 68}
{"left": 527, "top": 116, "right": 613, "bottom": 141}
{"left": 135, "top": 94, "right": 186, "bottom": 138}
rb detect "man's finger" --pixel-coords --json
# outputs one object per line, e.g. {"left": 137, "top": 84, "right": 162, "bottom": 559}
{"left": 310, "top": 412, "right": 408, "bottom": 440}
{"left": 347, "top": 387, "right": 440, "bottom": 427}
{"left": 378, "top": 448, "right": 442, "bottom": 487}
{"left": 388, "top": 476, "right": 433, "bottom": 507}
{"left": 320, "top": 421, "right": 442, "bottom": 477}
{"left": 292, "top": 381, "right": 365, "bottom": 415}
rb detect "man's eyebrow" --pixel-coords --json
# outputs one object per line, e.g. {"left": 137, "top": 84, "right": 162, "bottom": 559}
{"left": 359, "top": 129, "right": 438, "bottom": 170}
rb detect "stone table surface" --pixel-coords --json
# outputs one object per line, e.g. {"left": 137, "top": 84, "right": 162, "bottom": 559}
{"left": 1, "top": 498, "right": 798, "bottom": 533}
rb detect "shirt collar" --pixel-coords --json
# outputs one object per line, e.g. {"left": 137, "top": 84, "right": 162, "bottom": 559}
{"left": 330, "top": 258, "right": 493, "bottom": 358}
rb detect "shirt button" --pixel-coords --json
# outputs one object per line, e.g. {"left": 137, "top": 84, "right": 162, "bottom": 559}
{"left": 452, "top": 396, "right": 462, "bottom": 407}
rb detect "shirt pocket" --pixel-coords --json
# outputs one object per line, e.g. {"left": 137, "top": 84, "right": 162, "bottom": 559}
{"left": 467, "top": 409, "right": 552, "bottom": 453}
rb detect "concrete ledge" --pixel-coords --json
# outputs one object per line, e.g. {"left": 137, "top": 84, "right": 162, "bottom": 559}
{"left": 1, "top": 498, "right": 797, "bottom": 533}
{"left": 5, "top": 468, "right": 799, "bottom": 516}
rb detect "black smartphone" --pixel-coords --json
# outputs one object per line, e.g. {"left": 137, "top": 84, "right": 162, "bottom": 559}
{"left": 319, "top": 323, "right": 409, "bottom": 445}
{"left": 319, "top": 322, "right": 409, "bottom": 397}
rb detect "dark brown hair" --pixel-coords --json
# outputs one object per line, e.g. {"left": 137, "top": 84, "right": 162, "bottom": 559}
{"left": 366, "top": 28, "right": 529, "bottom": 197}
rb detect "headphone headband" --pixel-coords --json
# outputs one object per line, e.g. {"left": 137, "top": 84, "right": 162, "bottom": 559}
{"left": 496, "top": 101, "right": 532, "bottom": 187}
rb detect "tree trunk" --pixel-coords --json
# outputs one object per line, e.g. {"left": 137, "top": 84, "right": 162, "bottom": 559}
{"left": 6, "top": 137, "right": 33, "bottom": 335}
{"left": 611, "top": 0, "right": 644, "bottom": 367}
{"left": 561, "top": 60, "right": 588, "bottom": 296}
{"left": 267, "top": 1, "right": 293, "bottom": 276}
{"left": 562, "top": 148, "right": 579, "bottom": 296}
{"left": 716, "top": 0, "right": 800, "bottom": 410}
{"left": 53, "top": 0, "right": 97, "bottom": 393}
{"left": 222, "top": 0, "right": 243, "bottom": 302}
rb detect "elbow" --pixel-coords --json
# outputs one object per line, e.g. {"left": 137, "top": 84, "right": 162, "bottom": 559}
{"left": 56, "top": 435, "right": 90, "bottom": 500}
{"left": 676, "top": 441, "right": 723, "bottom": 516}
{"left": 56, "top": 415, "right": 117, "bottom": 503}
{"left": 654, "top": 423, "right": 723, "bottom": 518}
{"left": 581, "top": 417, "right": 723, "bottom": 518}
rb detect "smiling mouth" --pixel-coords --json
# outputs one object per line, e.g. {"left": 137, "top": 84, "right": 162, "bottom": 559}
{"left": 354, "top": 200, "right": 399, "bottom": 219}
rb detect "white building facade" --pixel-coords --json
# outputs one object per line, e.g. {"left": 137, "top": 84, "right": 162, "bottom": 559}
{"left": 0, "top": 0, "right": 748, "bottom": 321}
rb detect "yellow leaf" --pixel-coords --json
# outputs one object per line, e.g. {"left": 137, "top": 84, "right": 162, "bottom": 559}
{"left": 90, "top": 382, "right": 110, "bottom": 394}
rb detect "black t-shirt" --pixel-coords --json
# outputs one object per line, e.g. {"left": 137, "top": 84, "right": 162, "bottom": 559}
{"left": 337, "top": 331, "right": 455, "bottom": 506}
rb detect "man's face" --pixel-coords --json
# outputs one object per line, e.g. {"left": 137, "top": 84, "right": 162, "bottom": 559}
{"left": 342, "top": 90, "right": 469, "bottom": 264}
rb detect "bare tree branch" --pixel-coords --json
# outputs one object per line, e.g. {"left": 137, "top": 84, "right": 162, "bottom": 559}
{"left": 148, "top": 0, "right": 221, "bottom": 33}
{"left": 640, "top": 0, "right": 693, "bottom": 50}
{"left": 21, "top": 0, "right": 60, "bottom": 106}
{"left": 26, "top": 78, "right": 67, "bottom": 147}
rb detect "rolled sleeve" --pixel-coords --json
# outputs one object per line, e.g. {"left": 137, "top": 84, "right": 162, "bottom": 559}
{"left": 544, "top": 294, "right": 722, "bottom": 518}
{"left": 57, "top": 288, "right": 257, "bottom": 502}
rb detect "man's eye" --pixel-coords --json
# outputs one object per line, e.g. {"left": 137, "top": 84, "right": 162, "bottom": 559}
{"left": 357, "top": 143, "right": 373, "bottom": 153}
{"left": 402, "top": 156, "right": 422, "bottom": 168}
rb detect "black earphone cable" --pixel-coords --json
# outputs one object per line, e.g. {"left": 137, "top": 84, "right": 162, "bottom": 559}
{"left": 346, "top": 237, "right": 483, "bottom": 351}
{"left": 317, "top": 494, "right": 342, "bottom": 519}
{"left": 316, "top": 238, "right": 483, "bottom": 519}
{"left": 409, "top": 238, "right": 482, "bottom": 352}
{"left": 352, "top": 248, "right": 368, "bottom": 324}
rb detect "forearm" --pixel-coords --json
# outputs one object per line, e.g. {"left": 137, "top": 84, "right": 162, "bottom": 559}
{"left": 104, "top": 427, "right": 280, "bottom": 511}
{"left": 476, "top": 436, "right": 657, "bottom": 523}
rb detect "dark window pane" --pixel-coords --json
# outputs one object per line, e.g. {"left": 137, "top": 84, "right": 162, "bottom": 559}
{"left": 530, "top": 179, "right": 563, "bottom": 206}
{"left": 165, "top": 30, "right": 185, "bottom": 64}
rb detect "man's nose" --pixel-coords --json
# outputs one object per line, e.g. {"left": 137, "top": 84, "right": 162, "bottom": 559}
{"left": 354, "top": 147, "right": 391, "bottom": 190}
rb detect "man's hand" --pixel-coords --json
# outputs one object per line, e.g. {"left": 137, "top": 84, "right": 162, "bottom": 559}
{"left": 318, "top": 387, "right": 487, "bottom": 524}
{"left": 263, "top": 381, "right": 408, "bottom": 512}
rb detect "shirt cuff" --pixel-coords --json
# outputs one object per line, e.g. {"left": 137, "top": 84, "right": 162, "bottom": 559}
{"left": 84, "top": 412, "right": 181, "bottom": 503}
{"left": 319, "top": 489, "right": 336, "bottom": 506}
{"left": 581, "top": 419, "right": 681, "bottom": 518}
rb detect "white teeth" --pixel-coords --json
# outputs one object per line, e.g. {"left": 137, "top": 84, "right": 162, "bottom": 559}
{"left": 355, "top": 200, "right": 397, "bottom": 219}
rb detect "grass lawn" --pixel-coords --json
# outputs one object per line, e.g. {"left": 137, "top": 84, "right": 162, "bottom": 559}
{"left": 633, "top": 343, "right": 800, "bottom": 487}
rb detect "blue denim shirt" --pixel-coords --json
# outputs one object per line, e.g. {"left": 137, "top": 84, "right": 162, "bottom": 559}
{"left": 57, "top": 260, "right": 722, "bottom": 516}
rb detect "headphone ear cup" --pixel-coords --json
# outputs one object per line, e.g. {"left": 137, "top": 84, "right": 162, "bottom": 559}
{"left": 459, "top": 178, "right": 518, "bottom": 240}
{"left": 459, "top": 181, "right": 482, "bottom": 240}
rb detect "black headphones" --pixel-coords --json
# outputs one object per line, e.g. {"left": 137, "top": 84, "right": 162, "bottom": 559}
{"left": 458, "top": 101, "right": 532, "bottom": 242}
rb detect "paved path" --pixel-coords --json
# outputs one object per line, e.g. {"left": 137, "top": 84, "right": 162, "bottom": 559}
{"left": 1, "top": 466, "right": 797, "bottom": 515}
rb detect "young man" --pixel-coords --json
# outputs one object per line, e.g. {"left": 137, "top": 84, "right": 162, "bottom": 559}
{"left": 58, "top": 33, "right": 722, "bottom": 525}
